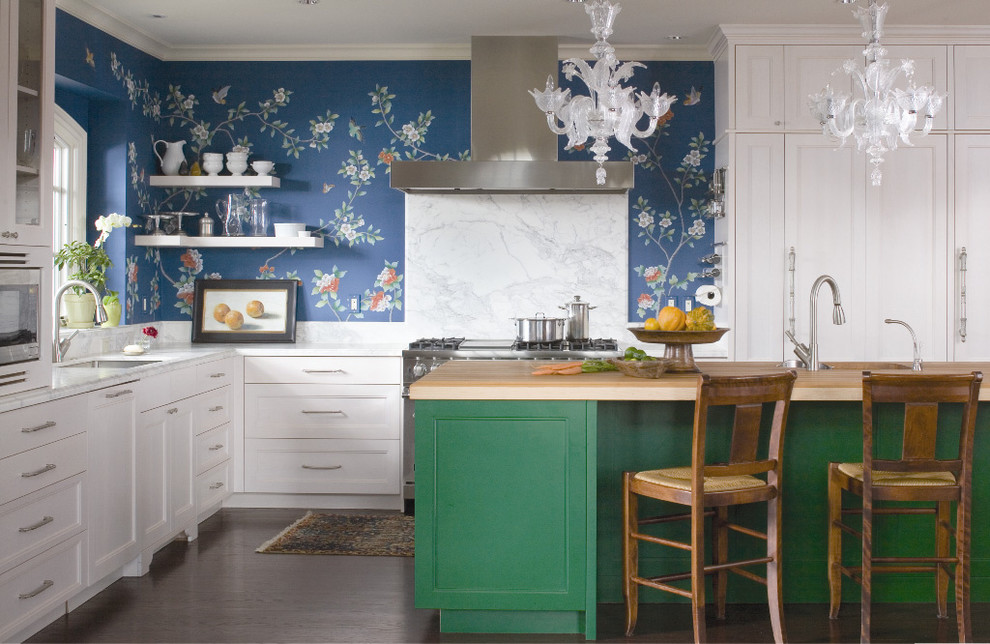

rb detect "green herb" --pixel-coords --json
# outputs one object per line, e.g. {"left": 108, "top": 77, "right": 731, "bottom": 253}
{"left": 582, "top": 359, "right": 619, "bottom": 373}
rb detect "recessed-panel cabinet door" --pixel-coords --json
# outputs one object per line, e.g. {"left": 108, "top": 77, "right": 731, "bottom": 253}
{"left": 784, "top": 134, "right": 867, "bottom": 361}
{"left": 864, "top": 135, "right": 948, "bottom": 362}
{"left": 954, "top": 135, "right": 990, "bottom": 360}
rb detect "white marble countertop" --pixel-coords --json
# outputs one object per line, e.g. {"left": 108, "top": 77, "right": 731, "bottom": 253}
{"left": 0, "top": 341, "right": 405, "bottom": 414}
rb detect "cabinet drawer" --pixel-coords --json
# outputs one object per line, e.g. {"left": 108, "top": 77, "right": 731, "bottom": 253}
{"left": 0, "top": 433, "right": 87, "bottom": 506}
{"left": 193, "top": 386, "right": 231, "bottom": 434}
{"left": 1, "top": 396, "right": 84, "bottom": 459}
{"left": 244, "top": 356, "right": 399, "bottom": 385}
{"left": 0, "top": 533, "right": 86, "bottom": 644}
{"left": 244, "top": 384, "right": 399, "bottom": 439}
{"left": 195, "top": 423, "right": 230, "bottom": 475}
{"left": 0, "top": 475, "right": 85, "bottom": 573}
{"left": 196, "top": 460, "right": 230, "bottom": 513}
{"left": 196, "top": 356, "right": 239, "bottom": 392}
{"left": 244, "top": 438, "right": 399, "bottom": 494}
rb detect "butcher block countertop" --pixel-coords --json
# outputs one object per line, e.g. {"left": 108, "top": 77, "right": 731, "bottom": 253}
{"left": 409, "top": 360, "right": 990, "bottom": 402}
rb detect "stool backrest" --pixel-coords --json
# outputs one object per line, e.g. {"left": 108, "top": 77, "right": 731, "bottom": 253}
{"left": 692, "top": 371, "right": 797, "bottom": 483}
{"left": 862, "top": 371, "right": 982, "bottom": 481}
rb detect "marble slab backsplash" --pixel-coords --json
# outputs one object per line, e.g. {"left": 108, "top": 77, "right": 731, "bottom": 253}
{"left": 402, "top": 193, "right": 629, "bottom": 342}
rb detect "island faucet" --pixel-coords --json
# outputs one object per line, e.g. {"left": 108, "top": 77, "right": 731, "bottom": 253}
{"left": 788, "top": 274, "right": 845, "bottom": 371}
{"left": 884, "top": 318, "right": 923, "bottom": 371}
{"left": 54, "top": 280, "right": 108, "bottom": 363}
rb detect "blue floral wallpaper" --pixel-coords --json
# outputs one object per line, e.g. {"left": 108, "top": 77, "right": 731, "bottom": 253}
{"left": 54, "top": 9, "right": 714, "bottom": 327}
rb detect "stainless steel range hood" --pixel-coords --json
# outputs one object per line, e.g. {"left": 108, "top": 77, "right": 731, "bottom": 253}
{"left": 390, "top": 36, "right": 634, "bottom": 194}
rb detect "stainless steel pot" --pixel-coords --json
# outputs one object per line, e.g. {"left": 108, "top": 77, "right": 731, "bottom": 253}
{"left": 512, "top": 313, "right": 566, "bottom": 342}
{"left": 560, "top": 295, "right": 595, "bottom": 341}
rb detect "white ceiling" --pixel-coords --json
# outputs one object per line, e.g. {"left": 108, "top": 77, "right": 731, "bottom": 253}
{"left": 57, "top": 0, "right": 990, "bottom": 61}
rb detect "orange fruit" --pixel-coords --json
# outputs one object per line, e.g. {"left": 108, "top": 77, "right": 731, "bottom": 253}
{"left": 644, "top": 317, "right": 661, "bottom": 331}
{"left": 657, "top": 306, "right": 687, "bottom": 331}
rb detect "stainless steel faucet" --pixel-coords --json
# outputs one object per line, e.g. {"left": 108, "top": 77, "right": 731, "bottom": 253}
{"left": 54, "top": 280, "right": 108, "bottom": 363}
{"left": 884, "top": 318, "right": 923, "bottom": 371}
{"left": 786, "top": 274, "right": 845, "bottom": 370}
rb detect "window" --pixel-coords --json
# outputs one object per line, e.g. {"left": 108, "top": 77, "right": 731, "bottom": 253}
{"left": 53, "top": 105, "right": 87, "bottom": 286}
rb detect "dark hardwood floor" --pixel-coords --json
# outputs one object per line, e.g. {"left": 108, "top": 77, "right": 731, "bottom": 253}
{"left": 26, "top": 508, "right": 989, "bottom": 643}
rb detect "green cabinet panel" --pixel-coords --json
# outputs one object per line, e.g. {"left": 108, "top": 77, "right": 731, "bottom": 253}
{"left": 415, "top": 400, "right": 595, "bottom": 635}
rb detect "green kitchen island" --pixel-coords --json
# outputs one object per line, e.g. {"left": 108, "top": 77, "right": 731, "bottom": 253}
{"left": 409, "top": 360, "right": 990, "bottom": 639}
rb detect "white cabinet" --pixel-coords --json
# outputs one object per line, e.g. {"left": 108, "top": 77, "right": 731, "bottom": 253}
{"left": 733, "top": 45, "right": 784, "bottom": 131}
{"left": 132, "top": 356, "right": 240, "bottom": 574}
{"left": 134, "top": 376, "right": 196, "bottom": 576}
{"left": 0, "top": 394, "right": 86, "bottom": 643}
{"left": 955, "top": 46, "right": 990, "bottom": 130}
{"left": 86, "top": 382, "right": 138, "bottom": 584}
{"left": 1, "top": 0, "right": 54, "bottom": 246}
{"left": 953, "top": 135, "right": 990, "bottom": 360}
{"left": 242, "top": 356, "right": 401, "bottom": 508}
{"left": 728, "top": 132, "right": 947, "bottom": 362}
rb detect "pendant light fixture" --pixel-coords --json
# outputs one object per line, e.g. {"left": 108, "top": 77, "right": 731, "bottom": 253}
{"left": 530, "top": 0, "right": 676, "bottom": 185}
{"left": 808, "top": 0, "right": 945, "bottom": 186}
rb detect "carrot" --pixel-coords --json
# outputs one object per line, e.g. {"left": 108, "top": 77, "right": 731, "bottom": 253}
{"left": 532, "top": 361, "right": 584, "bottom": 376}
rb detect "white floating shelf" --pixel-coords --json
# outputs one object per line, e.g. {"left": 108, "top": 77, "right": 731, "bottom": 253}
{"left": 148, "top": 175, "right": 281, "bottom": 188}
{"left": 134, "top": 234, "right": 323, "bottom": 248}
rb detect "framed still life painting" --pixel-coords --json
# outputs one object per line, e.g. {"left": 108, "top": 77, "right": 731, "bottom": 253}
{"left": 191, "top": 279, "right": 297, "bottom": 343}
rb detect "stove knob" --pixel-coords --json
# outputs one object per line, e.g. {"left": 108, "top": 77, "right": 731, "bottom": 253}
{"left": 412, "top": 360, "right": 429, "bottom": 378}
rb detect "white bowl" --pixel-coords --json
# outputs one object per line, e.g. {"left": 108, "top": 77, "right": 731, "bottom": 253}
{"left": 252, "top": 160, "right": 274, "bottom": 176}
{"left": 296, "top": 230, "right": 311, "bottom": 237}
{"left": 273, "top": 223, "right": 306, "bottom": 237}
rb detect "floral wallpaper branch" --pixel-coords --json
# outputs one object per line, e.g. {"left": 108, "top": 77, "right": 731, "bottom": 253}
{"left": 627, "top": 126, "right": 713, "bottom": 318}
{"left": 371, "top": 85, "right": 470, "bottom": 167}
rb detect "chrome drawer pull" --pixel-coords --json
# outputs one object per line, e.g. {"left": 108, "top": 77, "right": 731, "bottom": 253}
{"left": 167, "top": 407, "right": 179, "bottom": 415}
{"left": 19, "top": 579, "right": 54, "bottom": 600}
{"left": 22, "top": 464, "right": 56, "bottom": 478}
{"left": 19, "top": 516, "right": 55, "bottom": 533}
{"left": 105, "top": 389, "right": 133, "bottom": 398}
{"left": 301, "top": 409, "right": 344, "bottom": 415}
{"left": 209, "top": 372, "right": 226, "bottom": 378}
{"left": 301, "top": 464, "right": 342, "bottom": 470}
{"left": 209, "top": 443, "right": 225, "bottom": 451}
{"left": 302, "top": 369, "right": 345, "bottom": 374}
{"left": 21, "top": 421, "right": 57, "bottom": 434}
{"left": 208, "top": 405, "right": 224, "bottom": 412}
{"left": 209, "top": 482, "right": 225, "bottom": 490}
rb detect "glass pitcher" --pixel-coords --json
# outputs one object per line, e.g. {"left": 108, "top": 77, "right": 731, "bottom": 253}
{"left": 249, "top": 198, "right": 269, "bottom": 237}
{"left": 215, "top": 194, "right": 246, "bottom": 236}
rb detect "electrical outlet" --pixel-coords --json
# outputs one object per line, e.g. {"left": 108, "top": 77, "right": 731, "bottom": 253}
{"left": 348, "top": 295, "right": 360, "bottom": 312}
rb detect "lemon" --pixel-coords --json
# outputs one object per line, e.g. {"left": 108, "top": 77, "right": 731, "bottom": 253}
{"left": 644, "top": 317, "right": 661, "bottom": 331}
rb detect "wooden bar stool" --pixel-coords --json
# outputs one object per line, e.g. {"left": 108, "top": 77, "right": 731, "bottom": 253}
{"left": 623, "top": 370, "right": 797, "bottom": 644}
{"left": 827, "top": 370, "right": 982, "bottom": 643}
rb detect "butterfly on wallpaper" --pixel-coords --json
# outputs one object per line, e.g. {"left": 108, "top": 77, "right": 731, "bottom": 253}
{"left": 212, "top": 85, "right": 231, "bottom": 104}
{"left": 322, "top": 183, "right": 335, "bottom": 193}
{"left": 85, "top": 47, "right": 95, "bottom": 68}
{"left": 683, "top": 86, "right": 702, "bottom": 106}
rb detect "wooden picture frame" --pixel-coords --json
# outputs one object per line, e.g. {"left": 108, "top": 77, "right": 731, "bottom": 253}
{"left": 191, "top": 279, "right": 297, "bottom": 343}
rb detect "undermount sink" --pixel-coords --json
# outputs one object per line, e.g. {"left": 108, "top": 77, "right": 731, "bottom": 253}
{"left": 823, "top": 361, "right": 911, "bottom": 371}
{"left": 776, "top": 360, "right": 910, "bottom": 371}
{"left": 59, "top": 359, "right": 163, "bottom": 369}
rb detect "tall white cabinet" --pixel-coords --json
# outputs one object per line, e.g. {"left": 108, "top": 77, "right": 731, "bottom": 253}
{"left": 1, "top": 0, "right": 54, "bottom": 247}
{"left": 715, "top": 28, "right": 957, "bottom": 363}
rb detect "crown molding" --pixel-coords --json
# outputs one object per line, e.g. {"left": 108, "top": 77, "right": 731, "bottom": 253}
{"left": 57, "top": 0, "right": 170, "bottom": 60}
{"left": 714, "top": 23, "right": 990, "bottom": 46}
{"left": 164, "top": 43, "right": 471, "bottom": 62}
{"left": 559, "top": 43, "right": 712, "bottom": 62}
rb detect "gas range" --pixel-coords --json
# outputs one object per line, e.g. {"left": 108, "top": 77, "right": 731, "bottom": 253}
{"left": 402, "top": 337, "right": 621, "bottom": 385}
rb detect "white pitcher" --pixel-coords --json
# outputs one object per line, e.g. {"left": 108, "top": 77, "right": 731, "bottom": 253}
{"left": 154, "top": 140, "right": 186, "bottom": 176}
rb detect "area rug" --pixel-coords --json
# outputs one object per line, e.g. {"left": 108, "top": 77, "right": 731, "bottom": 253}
{"left": 255, "top": 512, "right": 414, "bottom": 556}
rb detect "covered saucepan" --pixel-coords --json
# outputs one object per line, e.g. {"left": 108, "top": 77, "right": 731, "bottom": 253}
{"left": 512, "top": 313, "right": 566, "bottom": 342}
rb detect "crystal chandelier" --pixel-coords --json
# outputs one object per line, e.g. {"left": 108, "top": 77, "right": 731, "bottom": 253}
{"left": 530, "top": 0, "right": 676, "bottom": 185}
{"left": 808, "top": 0, "right": 945, "bottom": 186}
